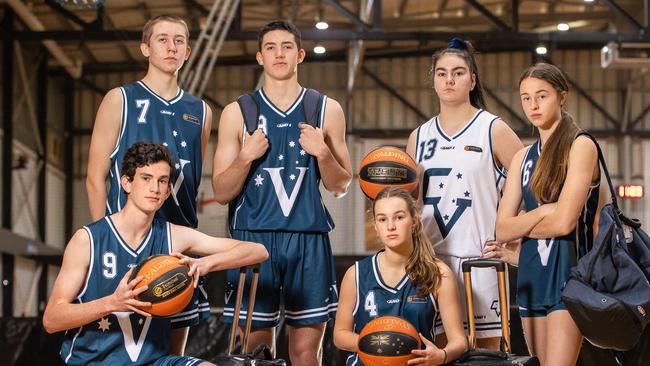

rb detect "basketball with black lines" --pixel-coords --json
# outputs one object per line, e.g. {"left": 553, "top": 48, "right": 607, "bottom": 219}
{"left": 357, "top": 316, "right": 421, "bottom": 366}
{"left": 129, "top": 254, "right": 194, "bottom": 317}
{"left": 358, "top": 146, "right": 418, "bottom": 200}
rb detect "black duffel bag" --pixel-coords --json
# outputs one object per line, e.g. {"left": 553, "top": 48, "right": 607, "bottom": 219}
{"left": 561, "top": 133, "right": 650, "bottom": 352}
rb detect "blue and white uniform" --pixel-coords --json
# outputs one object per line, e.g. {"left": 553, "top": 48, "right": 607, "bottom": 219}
{"left": 223, "top": 87, "right": 338, "bottom": 328}
{"left": 60, "top": 217, "right": 204, "bottom": 366}
{"left": 346, "top": 251, "right": 439, "bottom": 366}
{"left": 517, "top": 139, "right": 599, "bottom": 317}
{"left": 414, "top": 109, "right": 506, "bottom": 337}
{"left": 106, "top": 81, "right": 209, "bottom": 327}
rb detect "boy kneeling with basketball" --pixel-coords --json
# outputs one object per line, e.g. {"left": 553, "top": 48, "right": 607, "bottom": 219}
{"left": 43, "top": 142, "right": 268, "bottom": 366}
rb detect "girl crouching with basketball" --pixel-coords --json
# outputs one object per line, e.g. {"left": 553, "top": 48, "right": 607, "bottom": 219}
{"left": 490, "top": 63, "right": 600, "bottom": 365}
{"left": 334, "top": 187, "right": 467, "bottom": 365}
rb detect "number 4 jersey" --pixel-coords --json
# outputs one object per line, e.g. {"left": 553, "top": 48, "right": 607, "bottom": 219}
{"left": 107, "top": 81, "right": 206, "bottom": 228}
{"left": 348, "top": 251, "right": 439, "bottom": 366}
{"left": 414, "top": 110, "right": 505, "bottom": 258}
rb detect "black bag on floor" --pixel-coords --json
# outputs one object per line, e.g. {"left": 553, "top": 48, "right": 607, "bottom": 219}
{"left": 561, "top": 133, "right": 650, "bottom": 352}
{"left": 447, "top": 259, "right": 539, "bottom": 366}
{"left": 211, "top": 266, "right": 287, "bottom": 366}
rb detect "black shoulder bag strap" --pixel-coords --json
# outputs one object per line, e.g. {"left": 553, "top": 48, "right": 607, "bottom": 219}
{"left": 576, "top": 131, "right": 640, "bottom": 228}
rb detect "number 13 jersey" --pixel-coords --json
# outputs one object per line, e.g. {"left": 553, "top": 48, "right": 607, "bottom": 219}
{"left": 414, "top": 110, "right": 505, "bottom": 258}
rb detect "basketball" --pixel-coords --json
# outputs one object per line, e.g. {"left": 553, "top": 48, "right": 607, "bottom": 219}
{"left": 130, "top": 255, "right": 194, "bottom": 317}
{"left": 358, "top": 146, "right": 417, "bottom": 200}
{"left": 357, "top": 316, "right": 421, "bottom": 366}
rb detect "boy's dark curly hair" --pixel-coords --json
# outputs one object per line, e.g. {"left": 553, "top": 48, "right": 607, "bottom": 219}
{"left": 121, "top": 141, "right": 174, "bottom": 182}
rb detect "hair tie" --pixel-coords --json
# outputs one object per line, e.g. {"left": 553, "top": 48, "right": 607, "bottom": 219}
{"left": 448, "top": 38, "right": 467, "bottom": 50}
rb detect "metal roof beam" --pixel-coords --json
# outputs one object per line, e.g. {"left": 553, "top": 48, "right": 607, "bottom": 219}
{"left": 185, "top": 0, "right": 210, "bottom": 17}
{"left": 601, "top": 0, "right": 644, "bottom": 32}
{"left": 465, "top": 0, "right": 511, "bottom": 32}
{"left": 5, "top": 30, "right": 649, "bottom": 43}
{"left": 44, "top": 0, "right": 90, "bottom": 29}
{"left": 323, "top": 0, "right": 372, "bottom": 30}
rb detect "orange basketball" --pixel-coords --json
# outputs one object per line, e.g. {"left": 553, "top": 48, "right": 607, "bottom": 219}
{"left": 130, "top": 255, "right": 194, "bottom": 317}
{"left": 358, "top": 316, "right": 421, "bottom": 366}
{"left": 358, "top": 146, "right": 417, "bottom": 200}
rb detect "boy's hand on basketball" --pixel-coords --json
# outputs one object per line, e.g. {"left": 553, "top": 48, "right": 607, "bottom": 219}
{"left": 409, "top": 333, "right": 445, "bottom": 365}
{"left": 299, "top": 123, "right": 327, "bottom": 158}
{"left": 240, "top": 128, "right": 268, "bottom": 163}
{"left": 172, "top": 252, "right": 206, "bottom": 288}
{"left": 109, "top": 268, "right": 152, "bottom": 317}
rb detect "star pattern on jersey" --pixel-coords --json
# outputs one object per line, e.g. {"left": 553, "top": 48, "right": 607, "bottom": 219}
{"left": 98, "top": 317, "right": 111, "bottom": 332}
{"left": 443, "top": 214, "right": 450, "bottom": 221}
{"left": 464, "top": 191, "right": 470, "bottom": 197}
{"left": 290, "top": 174, "right": 296, "bottom": 180}
{"left": 300, "top": 149, "right": 306, "bottom": 156}
{"left": 279, "top": 154, "right": 284, "bottom": 160}
{"left": 138, "top": 318, "right": 144, "bottom": 325}
{"left": 181, "top": 140, "right": 187, "bottom": 148}
{"left": 173, "top": 130, "right": 178, "bottom": 137}
{"left": 289, "top": 141, "right": 296, "bottom": 147}
{"left": 254, "top": 174, "right": 264, "bottom": 186}
{"left": 456, "top": 173, "right": 463, "bottom": 179}
{"left": 162, "top": 142, "right": 169, "bottom": 147}
{"left": 439, "top": 182, "right": 444, "bottom": 189}
{"left": 175, "top": 163, "right": 180, "bottom": 170}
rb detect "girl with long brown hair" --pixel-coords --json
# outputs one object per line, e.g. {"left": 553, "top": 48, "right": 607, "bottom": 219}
{"left": 489, "top": 63, "right": 600, "bottom": 365}
{"left": 333, "top": 187, "right": 467, "bottom": 365}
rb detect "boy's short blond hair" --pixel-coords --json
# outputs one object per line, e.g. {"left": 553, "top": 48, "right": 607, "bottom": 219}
{"left": 142, "top": 15, "right": 189, "bottom": 45}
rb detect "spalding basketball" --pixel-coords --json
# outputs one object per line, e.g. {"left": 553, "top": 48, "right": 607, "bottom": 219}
{"left": 358, "top": 316, "right": 421, "bottom": 366}
{"left": 358, "top": 146, "right": 417, "bottom": 200}
{"left": 130, "top": 255, "right": 193, "bottom": 317}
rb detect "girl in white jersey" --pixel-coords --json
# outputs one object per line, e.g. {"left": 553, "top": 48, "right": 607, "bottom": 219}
{"left": 406, "top": 38, "right": 523, "bottom": 350}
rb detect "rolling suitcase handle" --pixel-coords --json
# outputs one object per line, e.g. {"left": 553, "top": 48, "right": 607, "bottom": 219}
{"left": 461, "top": 259, "right": 510, "bottom": 353}
{"left": 227, "top": 264, "right": 261, "bottom": 355}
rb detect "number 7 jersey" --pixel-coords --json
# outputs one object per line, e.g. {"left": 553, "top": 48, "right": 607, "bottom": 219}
{"left": 107, "top": 81, "right": 206, "bottom": 228}
{"left": 414, "top": 110, "right": 505, "bottom": 258}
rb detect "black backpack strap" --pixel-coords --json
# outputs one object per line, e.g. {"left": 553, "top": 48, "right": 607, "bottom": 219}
{"left": 236, "top": 93, "right": 260, "bottom": 135}
{"left": 301, "top": 88, "right": 323, "bottom": 127}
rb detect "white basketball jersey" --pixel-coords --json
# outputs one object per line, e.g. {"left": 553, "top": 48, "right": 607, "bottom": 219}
{"left": 415, "top": 110, "right": 506, "bottom": 258}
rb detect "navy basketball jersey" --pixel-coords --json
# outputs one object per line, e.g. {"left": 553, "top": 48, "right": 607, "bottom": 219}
{"left": 230, "top": 87, "right": 334, "bottom": 232}
{"left": 107, "top": 81, "right": 206, "bottom": 227}
{"left": 347, "top": 251, "right": 439, "bottom": 366}
{"left": 60, "top": 217, "right": 174, "bottom": 365}
{"left": 517, "top": 139, "right": 599, "bottom": 308}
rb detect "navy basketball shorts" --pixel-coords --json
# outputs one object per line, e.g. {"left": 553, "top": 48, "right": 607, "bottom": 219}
{"left": 152, "top": 355, "right": 205, "bottom": 366}
{"left": 518, "top": 303, "right": 567, "bottom": 318}
{"left": 169, "top": 276, "right": 210, "bottom": 328}
{"left": 223, "top": 230, "right": 338, "bottom": 328}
